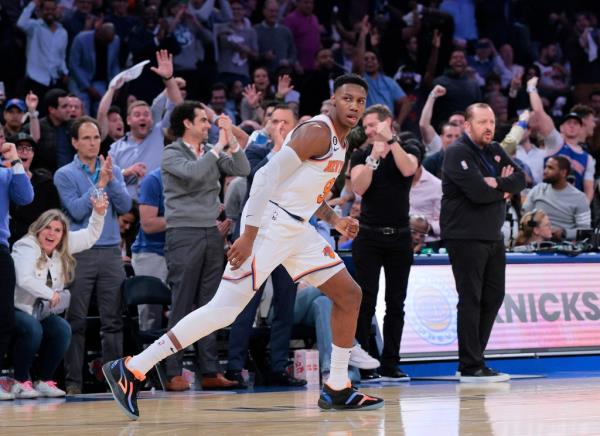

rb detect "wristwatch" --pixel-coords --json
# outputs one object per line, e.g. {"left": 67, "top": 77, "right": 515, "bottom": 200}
{"left": 10, "top": 158, "right": 23, "bottom": 167}
{"left": 386, "top": 135, "right": 399, "bottom": 145}
{"left": 365, "top": 155, "right": 380, "bottom": 170}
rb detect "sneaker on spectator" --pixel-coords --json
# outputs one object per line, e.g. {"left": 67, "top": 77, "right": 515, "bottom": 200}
{"left": 349, "top": 344, "right": 380, "bottom": 370}
{"left": 34, "top": 381, "right": 66, "bottom": 397}
{"left": 0, "top": 378, "right": 15, "bottom": 400}
{"left": 360, "top": 369, "right": 382, "bottom": 383}
{"left": 11, "top": 380, "right": 40, "bottom": 399}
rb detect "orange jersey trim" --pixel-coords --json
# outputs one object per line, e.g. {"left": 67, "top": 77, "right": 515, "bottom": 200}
{"left": 292, "top": 259, "right": 344, "bottom": 282}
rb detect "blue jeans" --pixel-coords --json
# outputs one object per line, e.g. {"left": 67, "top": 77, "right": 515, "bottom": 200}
{"left": 227, "top": 265, "right": 296, "bottom": 373}
{"left": 294, "top": 287, "right": 361, "bottom": 382}
{"left": 13, "top": 310, "right": 72, "bottom": 382}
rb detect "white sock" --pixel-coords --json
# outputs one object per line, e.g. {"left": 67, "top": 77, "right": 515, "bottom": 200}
{"left": 127, "top": 333, "right": 178, "bottom": 376}
{"left": 127, "top": 278, "right": 255, "bottom": 377}
{"left": 327, "top": 344, "right": 351, "bottom": 390}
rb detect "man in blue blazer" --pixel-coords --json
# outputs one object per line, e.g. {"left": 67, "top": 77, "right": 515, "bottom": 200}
{"left": 69, "top": 22, "right": 120, "bottom": 116}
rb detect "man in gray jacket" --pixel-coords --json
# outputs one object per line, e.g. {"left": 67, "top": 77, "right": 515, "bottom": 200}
{"left": 161, "top": 101, "right": 250, "bottom": 390}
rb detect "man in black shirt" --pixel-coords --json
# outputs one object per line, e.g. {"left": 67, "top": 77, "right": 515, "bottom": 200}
{"left": 350, "top": 104, "right": 419, "bottom": 381}
{"left": 441, "top": 103, "right": 525, "bottom": 383}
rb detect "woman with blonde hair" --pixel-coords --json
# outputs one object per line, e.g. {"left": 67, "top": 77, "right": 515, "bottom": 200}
{"left": 7, "top": 196, "right": 107, "bottom": 399}
{"left": 514, "top": 209, "right": 553, "bottom": 247}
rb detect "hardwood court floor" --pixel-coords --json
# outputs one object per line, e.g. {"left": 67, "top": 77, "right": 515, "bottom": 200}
{"left": 1, "top": 377, "right": 600, "bottom": 435}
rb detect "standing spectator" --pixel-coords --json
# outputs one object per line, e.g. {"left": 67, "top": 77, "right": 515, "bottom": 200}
{"left": 161, "top": 102, "right": 250, "bottom": 390}
{"left": 215, "top": 0, "right": 258, "bottom": 86}
{"left": 523, "top": 156, "right": 591, "bottom": 241}
{"left": 431, "top": 50, "right": 481, "bottom": 128}
{"left": 439, "top": 0, "right": 478, "bottom": 45}
{"left": 495, "top": 44, "right": 524, "bottom": 89}
{"left": 299, "top": 48, "right": 345, "bottom": 117}
{"left": 515, "top": 117, "right": 545, "bottom": 186}
{"left": 255, "top": 0, "right": 299, "bottom": 75}
{"left": 0, "top": 142, "right": 34, "bottom": 400}
{"left": 225, "top": 104, "right": 304, "bottom": 388}
{"left": 187, "top": 0, "right": 233, "bottom": 26}
{"left": 17, "top": 0, "right": 69, "bottom": 107}
{"left": 422, "top": 122, "right": 461, "bottom": 179}
{"left": 67, "top": 94, "right": 85, "bottom": 119}
{"left": 61, "top": 0, "right": 94, "bottom": 45}
{"left": 350, "top": 104, "right": 419, "bottom": 381}
{"left": 10, "top": 202, "right": 106, "bottom": 398}
{"left": 441, "top": 103, "right": 525, "bottom": 382}
{"left": 282, "top": 0, "right": 321, "bottom": 73}
{"left": 467, "top": 39, "right": 496, "bottom": 84}
{"left": 528, "top": 77, "right": 595, "bottom": 202}
{"left": 54, "top": 116, "right": 132, "bottom": 394}
{"left": 131, "top": 168, "right": 166, "bottom": 331}
{"left": 565, "top": 12, "right": 600, "bottom": 103}
{"left": 105, "top": 0, "right": 141, "bottom": 68}
{"left": 419, "top": 85, "right": 465, "bottom": 155}
{"left": 533, "top": 42, "right": 570, "bottom": 97}
{"left": 109, "top": 51, "right": 183, "bottom": 200}
{"left": 353, "top": 20, "right": 410, "bottom": 128}
{"left": 35, "top": 89, "right": 73, "bottom": 173}
{"left": 69, "top": 23, "right": 120, "bottom": 116}
{"left": 8, "top": 133, "right": 60, "bottom": 246}
{"left": 166, "top": 1, "right": 214, "bottom": 101}
{"left": 571, "top": 104, "right": 598, "bottom": 152}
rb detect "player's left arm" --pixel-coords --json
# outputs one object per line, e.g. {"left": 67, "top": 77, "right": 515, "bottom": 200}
{"left": 315, "top": 201, "right": 359, "bottom": 239}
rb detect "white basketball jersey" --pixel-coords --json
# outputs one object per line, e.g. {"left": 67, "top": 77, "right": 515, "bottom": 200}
{"left": 269, "top": 114, "right": 346, "bottom": 221}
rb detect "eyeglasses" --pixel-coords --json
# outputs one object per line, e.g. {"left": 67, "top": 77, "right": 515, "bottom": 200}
{"left": 17, "top": 145, "right": 33, "bottom": 152}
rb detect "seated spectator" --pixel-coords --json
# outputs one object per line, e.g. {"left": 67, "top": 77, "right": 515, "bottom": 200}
{"left": 10, "top": 200, "right": 107, "bottom": 399}
{"left": 409, "top": 215, "right": 430, "bottom": 254}
{"left": 523, "top": 156, "right": 591, "bottom": 241}
{"left": 528, "top": 77, "right": 595, "bottom": 202}
{"left": 69, "top": 22, "right": 120, "bottom": 116}
{"left": 293, "top": 283, "right": 378, "bottom": 385}
{"left": 495, "top": 43, "right": 524, "bottom": 89}
{"left": 571, "top": 104, "right": 598, "bottom": 152}
{"left": 533, "top": 42, "right": 569, "bottom": 98}
{"left": 514, "top": 209, "right": 553, "bottom": 247}
{"left": 215, "top": 0, "right": 258, "bottom": 86}
{"left": 409, "top": 162, "right": 442, "bottom": 243}
{"left": 8, "top": 133, "right": 60, "bottom": 246}
{"left": 467, "top": 38, "right": 496, "bottom": 85}
{"left": 419, "top": 84, "right": 465, "bottom": 156}
{"left": 422, "top": 121, "right": 461, "bottom": 179}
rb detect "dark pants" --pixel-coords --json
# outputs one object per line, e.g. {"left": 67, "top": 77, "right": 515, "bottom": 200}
{"left": 64, "top": 247, "right": 125, "bottom": 388}
{"left": 446, "top": 239, "right": 506, "bottom": 373}
{"left": 227, "top": 265, "right": 297, "bottom": 373}
{"left": 0, "top": 245, "right": 15, "bottom": 366}
{"left": 165, "top": 227, "right": 224, "bottom": 378}
{"left": 352, "top": 228, "right": 413, "bottom": 369}
{"left": 13, "top": 311, "right": 71, "bottom": 382}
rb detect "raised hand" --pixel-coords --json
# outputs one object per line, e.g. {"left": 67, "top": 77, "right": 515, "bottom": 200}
{"left": 25, "top": 91, "right": 39, "bottom": 112}
{"left": 527, "top": 76, "right": 538, "bottom": 90}
{"left": 243, "top": 84, "right": 262, "bottom": 108}
{"left": 98, "top": 155, "right": 114, "bottom": 188}
{"left": 374, "top": 121, "right": 393, "bottom": 142}
{"left": 1, "top": 142, "right": 19, "bottom": 162}
{"left": 431, "top": 84, "right": 446, "bottom": 98}
{"left": 277, "top": 74, "right": 294, "bottom": 98}
{"left": 200, "top": 102, "right": 217, "bottom": 124}
{"left": 432, "top": 29, "right": 441, "bottom": 48}
{"left": 150, "top": 49, "right": 174, "bottom": 80}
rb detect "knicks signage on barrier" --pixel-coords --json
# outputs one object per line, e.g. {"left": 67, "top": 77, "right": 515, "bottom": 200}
{"left": 374, "top": 263, "right": 600, "bottom": 356}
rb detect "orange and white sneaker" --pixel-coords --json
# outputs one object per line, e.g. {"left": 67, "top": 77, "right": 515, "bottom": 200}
{"left": 102, "top": 357, "right": 144, "bottom": 420}
{"left": 318, "top": 383, "right": 384, "bottom": 411}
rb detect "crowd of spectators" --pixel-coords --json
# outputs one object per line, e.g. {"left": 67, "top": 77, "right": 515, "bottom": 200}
{"left": 1, "top": 0, "right": 600, "bottom": 397}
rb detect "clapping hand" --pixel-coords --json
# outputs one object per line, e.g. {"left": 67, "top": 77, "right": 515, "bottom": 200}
{"left": 91, "top": 191, "right": 109, "bottom": 215}
{"left": 334, "top": 216, "right": 359, "bottom": 239}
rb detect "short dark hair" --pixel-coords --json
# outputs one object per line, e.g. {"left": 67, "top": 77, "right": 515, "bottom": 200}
{"left": 465, "top": 103, "right": 493, "bottom": 121}
{"left": 333, "top": 74, "right": 368, "bottom": 94}
{"left": 440, "top": 121, "right": 460, "bottom": 133}
{"left": 169, "top": 100, "right": 204, "bottom": 138}
{"left": 108, "top": 105, "right": 121, "bottom": 116}
{"left": 272, "top": 103, "right": 297, "bottom": 119}
{"left": 571, "top": 104, "right": 595, "bottom": 118}
{"left": 363, "top": 104, "right": 392, "bottom": 121}
{"left": 549, "top": 155, "right": 571, "bottom": 175}
{"left": 211, "top": 82, "right": 227, "bottom": 94}
{"left": 71, "top": 116, "right": 100, "bottom": 139}
{"left": 45, "top": 88, "right": 68, "bottom": 109}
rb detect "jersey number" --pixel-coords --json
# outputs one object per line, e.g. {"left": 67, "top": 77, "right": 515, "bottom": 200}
{"left": 317, "top": 177, "right": 336, "bottom": 204}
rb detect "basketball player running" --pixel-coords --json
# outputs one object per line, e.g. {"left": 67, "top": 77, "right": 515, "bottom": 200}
{"left": 103, "top": 74, "right": 384, "bottom": 420}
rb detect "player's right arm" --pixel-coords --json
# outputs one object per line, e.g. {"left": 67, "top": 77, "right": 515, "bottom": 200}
{"left": 227, "top": 123, "right": 330, "bottom": 270}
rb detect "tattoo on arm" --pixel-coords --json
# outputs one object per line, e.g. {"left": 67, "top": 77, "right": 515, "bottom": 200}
{"left": 315, "top": 202, "right": 338, "bottom": 225}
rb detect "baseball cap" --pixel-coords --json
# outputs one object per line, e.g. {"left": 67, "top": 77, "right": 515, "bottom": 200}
{"left": 561, "top": 112, "right": 583, "bottom": 125}
{"left": 4, "top": 98, "right": 26, "bottom": 112}
{"left": 7, "top": 132, "right": 37, "bottom": 149}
